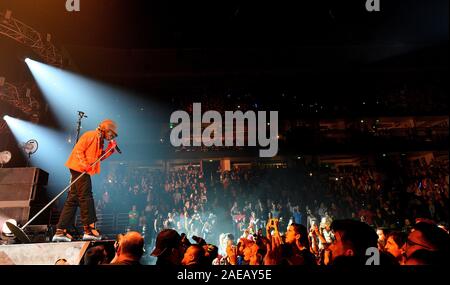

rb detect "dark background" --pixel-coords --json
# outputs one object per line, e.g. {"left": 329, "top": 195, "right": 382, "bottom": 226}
{"left": 0, "top": 0, "right": 448, "bottom": 162}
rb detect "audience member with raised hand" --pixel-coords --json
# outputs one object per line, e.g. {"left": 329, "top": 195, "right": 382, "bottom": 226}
{"left": 263, "top": 218, "right": 283, "bottom": 265}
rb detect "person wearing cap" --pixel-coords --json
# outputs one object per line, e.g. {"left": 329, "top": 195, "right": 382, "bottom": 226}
{"left": 151, "top": 229, "right": 187, "bottom": 265}
{"left": 52, "top": 119, "right": 119, "bottom": 242}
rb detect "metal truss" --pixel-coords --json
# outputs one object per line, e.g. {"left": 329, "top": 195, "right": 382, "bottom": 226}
{"left": 0, "top": 80, "right": 40, "bottom": 114}
{"left": 0, "top": 120, "right": 6, "bottom": 133}
{"left": 0, "top": 10, "right": 63, "bottom": 67}
{"left": 0, "top": 79, "right": 41, "bottom": 133}
{"left": 0, "top": 80, "right": 40, "bottom": 134}
{"left": 0, "top": 9, "right": 65, "bottom": 133}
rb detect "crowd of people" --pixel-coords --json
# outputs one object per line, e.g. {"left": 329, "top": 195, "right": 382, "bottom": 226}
{"left": 93, "top": 165, "right": 219, "bottom": 248}
{"left": 80, "top": 152, "right": 449, "bottom": 266}
{"left": 152, "top": 217, "right": 448, "bottom": 266}
{"left": 68, "top": 218, "right": 449, "bottom": 266}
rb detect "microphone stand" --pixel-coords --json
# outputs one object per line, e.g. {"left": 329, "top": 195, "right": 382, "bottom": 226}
{"left": 69, "top": 111, "right": 87, "bottom": 237}
{"left": 75, "top": 111, "right": 87, "bottom": 145}
{"left": 26, "top": 152, "right": 31, "bottom": 167}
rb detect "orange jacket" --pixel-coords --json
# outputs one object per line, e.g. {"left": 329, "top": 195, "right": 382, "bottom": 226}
{"left": 65, "top": 130, "right": 106, "bottom": 175}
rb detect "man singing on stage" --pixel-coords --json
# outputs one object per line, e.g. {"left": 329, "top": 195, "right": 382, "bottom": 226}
{"left": 52, "top": 119, "right": 118, "bottom": 242}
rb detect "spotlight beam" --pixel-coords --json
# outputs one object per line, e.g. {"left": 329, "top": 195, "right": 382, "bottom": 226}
{"left": 4, "top": 115, "right": 72, "bottom": 184}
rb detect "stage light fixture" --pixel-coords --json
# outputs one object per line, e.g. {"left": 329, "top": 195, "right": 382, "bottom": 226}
{"left": 0, "top": 218, "right": 17, "bottom": 237}
{"left": 0, "top": 150, "right": 12, "bottom": 166}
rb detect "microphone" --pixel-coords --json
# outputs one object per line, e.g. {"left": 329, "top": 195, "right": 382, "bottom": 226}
{"left": 111, "top": 140, "right": 122, "bottom": 154}
{"left": 77, "top": 111, "right": 87, "bottom": 118}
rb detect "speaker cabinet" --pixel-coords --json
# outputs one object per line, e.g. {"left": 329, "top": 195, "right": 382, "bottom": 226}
{"left": 0, "top": 167, "right": 49, "bottom": 225}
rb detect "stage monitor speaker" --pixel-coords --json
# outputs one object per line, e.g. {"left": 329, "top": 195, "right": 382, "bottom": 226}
{"left": 0, "top": 167, "right": 49, "bottom": 225}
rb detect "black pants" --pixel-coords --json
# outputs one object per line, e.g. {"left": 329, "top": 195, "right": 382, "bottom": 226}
{"left": 57, "top": 170, "right": 97, "bottom": 229}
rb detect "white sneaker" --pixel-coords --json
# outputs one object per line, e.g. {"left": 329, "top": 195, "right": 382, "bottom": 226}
{"left": 52, "top": 233, "right": 72, "bottom": 242}
{"left": 82, "top": 233, "right": 102, "bottom": 241}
